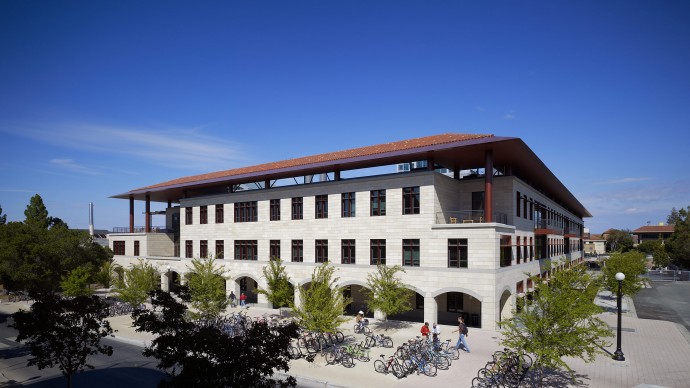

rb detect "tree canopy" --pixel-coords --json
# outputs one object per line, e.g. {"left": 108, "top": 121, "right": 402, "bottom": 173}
{"left": 186, "top": 256, "right": 229, "bottom": 320}
{"left": 24, "top": 194, "right": 50, "bottom": 229}
{"left": 500, "top": 265, "right": 612, "bottom": 387}
{"left": 0, "top": 203, "right": 6, "bottom": 225}
{"left": 605, "top": 229, "right": 634, "bottom": 253}
{"left": 365, "top": 264, "right": 413, "bottom": 330}
{"left": 257, "top": 257, "right": 294, "bottom": 310}
{"left": 667, "top": 206, "right": 690, "bottom": 269}
{"left": 61, "top": 266, "right": 93, "bottom": 297}
{"left": 12, "top": 292, "right": 114, "bottom": 388}
{"left": 601, "top": 251, "right": 649, "bottom": 296}
{"left": 132, "top": 289, "right": 299, "bottom": 387}
{"left": 114, "top": 259, "right": 160, "bottom": 308}
{"left": 290, "top": 262, "right": 349, "bottom": 333}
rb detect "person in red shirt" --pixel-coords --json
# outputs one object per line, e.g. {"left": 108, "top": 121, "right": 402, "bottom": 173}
{"left": 420, "top": 322, "right": 430, "bottom": 338}
{"left": 240, "top": 292, "right": 247, "bottom": 308}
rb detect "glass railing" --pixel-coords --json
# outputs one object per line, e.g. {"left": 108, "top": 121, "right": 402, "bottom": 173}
{"left": 436, "top": 211, "right": 508, "bottom": 225}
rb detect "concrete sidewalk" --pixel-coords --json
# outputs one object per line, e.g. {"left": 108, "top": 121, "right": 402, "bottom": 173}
{"left": 3, "top": 296, "right": 690, "bottom": 388}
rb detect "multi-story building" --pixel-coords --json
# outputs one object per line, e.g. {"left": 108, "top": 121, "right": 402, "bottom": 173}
{"left": 108, "top": 133, "right": 589, "bottom": 330}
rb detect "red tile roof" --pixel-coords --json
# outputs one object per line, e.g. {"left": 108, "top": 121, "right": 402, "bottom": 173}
{"left": 137, "top": 133, "right": 493, "bottom": 191}
{"left": 633, "top": 225, "right": 675, "bottom": 233}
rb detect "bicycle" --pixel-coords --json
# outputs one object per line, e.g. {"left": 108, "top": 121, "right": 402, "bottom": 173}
{"left": 365, "top": 333, "right": 393, "bottom": 348}
{"left": 354, "top": 319, "right": 372, "bottom": 335}
{"left": 344, "top": 341, "right": 370, "bottom": 362}
{"left": 324, "top": 345, "right": 355, "bottom": 368}
{"left": 374, "top": 354, "right": 408, "bottom": 378}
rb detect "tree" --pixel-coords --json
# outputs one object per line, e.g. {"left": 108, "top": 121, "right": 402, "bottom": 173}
{"left": 636, "top": 239, "right": 660, "bottom": 255}
{"left": 364, "top": 264, "right": 413, "bottom": 330}
{"left": 257, "top": 258, "right": 294, "bottom": 312}
{"left": 605, "top": 229, "right": 634, "bottom": 253}
{"left": 114, "top": 259, "right": 159, "bottom": 308}
{"left": 0, "top": 203, "right": 7, "bottom": 224}
{"left": 667, "top": 206, "right": 690, "bottom": 269}
{"left": 186, "top": 256, "right": 229, "bottom": 320}
{"left": 290, "top": 262, "right": 350, "bottom": 333}
{"left": 499, "top": 266, "right": 612, "bottom": 387}
{"left": 652, "top": 243, "right": 671, "bottom": 269}
{"left": 667, "top": 207, "right": 681, "bottom": 225}
{"left": 24, "top": 194, "right": 50, "bottom": 229}
{"left": 601, "top": 251, "right": 649, "bottom": 296}
{"left": 61, "top": 266, "right": 93, "bottom": 297}
{"left": 12, "top": 292, "right": 114, "bottom": 388}
{"left": 132, "top": 289, "right": 299, "bottom": 387}
{"left": 94, "top": 257, "right": 120, "bottom": 288}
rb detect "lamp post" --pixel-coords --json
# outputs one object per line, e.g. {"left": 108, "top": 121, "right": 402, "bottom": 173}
{"left": 613, "top": 272, "right": 625, "bottom": 361}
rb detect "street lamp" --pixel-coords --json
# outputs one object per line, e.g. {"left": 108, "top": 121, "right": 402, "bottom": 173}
{"left": 613, "top": 272, "right": 625, "bottom": 361}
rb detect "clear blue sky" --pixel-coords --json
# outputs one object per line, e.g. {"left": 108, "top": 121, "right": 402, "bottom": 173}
{"left": 1, "top": 1, "right": 689, "bottom": 234}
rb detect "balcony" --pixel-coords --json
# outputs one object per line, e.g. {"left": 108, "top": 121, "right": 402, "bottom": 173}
{"left": 435, "top": 210, "right": 508, "bottom": 225}
{"left": 534, "top": 220, "right": 564, "bottom": 235}
{"left": 112, "top": 226, "right": 171, "bottom": 234}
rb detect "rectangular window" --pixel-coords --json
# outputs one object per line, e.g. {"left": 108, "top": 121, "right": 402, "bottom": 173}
{"left": 234, "top": 240, "right": 258, "bottom": 261}
{"left": 529, "top": 199, "right": 533, "bottom": 220}
{"left": 500, "top": 235, "right": 512, "bottom": 267}
{"left": 185, "top": 240, "right": 193, "bottom": 258}
{"left": 200, "top": 205, "right": 208, "bottom": 224}
{"left": 185, "top": 207, "right": 192, "bottom": 225}
{"left": 523, "top": 197, "right": 528, "bottom": 221}
{"left": 134, "top": 240, "right": 140, "bottom": 256}
{"left": 270, "top": 199, "right": 281, "bottom": 221}
{"left": 315, "top": 195, "right": 328, "bottom": 219}
{"left": 216, "top": 240, "right": 224, "bottom": 259}
{"left": 370, "top": 239, "right": 386, "bottom": 265}
{"left": 370, "top": 190, "right": 386, "bottom": 216}
{"left": 113, "top": 241, "right": 125, "bottom": 255}
{"left": 215, "top": 204, "right": 224, "bottom": 224}
{"left": 291, "top": 240, "right": 303, "bottom": 262}
{"left": 448, "top": 239, "right": 468, "bottom": 268}
{"left": 200, "top": 240, "right": 208, "bottom": 258}
{"left": 315, "top": 240, "right": 328, "bottom": 263}
{"left": 270, "top": 240, "right": 280, "bottom": 260}
{"left": 341, "top": 239, "right": 355, "bottom": 264}
{"left": 403, "top": 239, "right": 420, "bottom": 266}
{"left": 530, "top": 237, "right": 534, "bottom": 260}
{"left": 234, "top": 201, "right": 258, "bottom": 222}
{"left": 516, "top": 192, "right": 521, "bottom": 218}
{"left": 516, "top": 236, "right": 522, "bottom": 264}
{"left": 342, "top": 192, "right": 356, "bottom": 217}
{"left": 402, "top": 187, "right": 420, "bottom": 215}
{"left": 292, "top": 197, "right": 303, "bottom": 220}
{"left": 447, "top": 292, "right": 464, "bottom": 312}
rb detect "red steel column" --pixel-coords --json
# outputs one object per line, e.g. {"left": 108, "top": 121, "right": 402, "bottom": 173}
{"left": 145, "top": 194, "right": 151, "bottom": 233}
{"left": 484, "top": 150, "right": 493, "bottom": 223}
{"left": 129, "top": 197, "right": 135, "bottom": 233}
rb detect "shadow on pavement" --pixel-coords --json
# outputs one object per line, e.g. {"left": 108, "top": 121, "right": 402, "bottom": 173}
{"left": 370, "top": 320, "right": 413, "bottom": 332}
{"left": 521, "top": 368, "right": 591, "bottom": 388}
{"left": 22, "top": 367, "right": 168, "bottom": 388}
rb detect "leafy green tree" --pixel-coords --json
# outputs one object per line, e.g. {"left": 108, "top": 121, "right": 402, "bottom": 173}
{"left": 24, "top": 194, "right": 50, "bottom": 229}
{"left": 652, "top": 243, "right": 671, "bottom": 269}
{"left": 114, "top": 259, "right": 160, "bottom": 308}
{"left": 132, "top": 289, "right": 299, "bottom": 387}
{"left": 186, "top": 256, "right": 229, "bottom": 320}
{"left": 12, "top": 292, "right": 114, "bottom": 388}
{"left": 364, "top": 264, "right": 413, "bottom": 330}
{"left": 257, "top": 258, "right": 294, "bottom": 312}
{"left": 605, "top": 229, "right": 634, "bottom": 252}
{"left": 500, "top": 265, "right": 612, "bottom": 387}
{"left": 61, "top": 266, "right": 93, "bottom": 297}
{"left": 667, "top": 206, "right": 690, "bottom": 269}
{"left": 636, "top": 239, "right": 661, "bottom": 255}
{"left": 94, "top": 257, "right": 120, "bottom": 288}
{"left": 667, "top": 207, "right": 681, "bottom": 225}
{"left": 0, "top": 203, "right": 7, "bottom": 224}
{"left": 291, "top": 262, "right": 350, "bottom": 333}
{"left": 601, "top": 251, "right": 649, "bottom": 296}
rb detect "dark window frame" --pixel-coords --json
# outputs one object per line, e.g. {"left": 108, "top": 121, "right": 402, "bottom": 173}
{"left": 341, "top": 192, "right": 356, "bottom": 217}
{"left": 291, "top": 240, "right": 303, "bottom": 262}
{"left": 403, "top": 239, "right": 420, "bottom": 266}
{"left": 234, "top": 240, "right": 258, "bottom": 261}
{"left": 315, "top": 195, "right": 328, "bottom": 219}
{"left": 270, "top": 240, "right": 281, "bottom": 260}
{"left": 370, "top": 189, "right": 386, "bottom": 216}
{"left": 200, "top": 240, "right": 208, "bottom": 258}
{"left": 185, "top": 207, "right": 192, "bottom": 225}
{"left": 370, "top": 239, "right": 386, "bottom": 265}
{"left": 185, "top": 240, "right": 193, "bottom": 258}
{"left": 200, "top": 205, "right": 208, "bottom": 224}
{"left": 134, "top": 240, "right": 140, "bottom": 256}
{"left": 341, "top": 239, "right": 356, "bottom": 264}
{"left": 216, "top": 240, "right": 224, "bottom": 259}
{"left": 113, "top": 241, "right": 125, "bottom": 255}
{"left": 402, "top": 187, "right": 420, "bottom": 215}
{"left": 315, "top": 239, "right": 328, "bottom": 263}
{"left": 448, "top": 238, "right": 468, "bottom": 268}
{"left": 291, "top": 197, "right": 303, "bottom": 220}
{"left": 215, "top": 204, "right": 224, "bottom": 224}
{"left": 234, "top": 201, "right": 258, "bottom": 223}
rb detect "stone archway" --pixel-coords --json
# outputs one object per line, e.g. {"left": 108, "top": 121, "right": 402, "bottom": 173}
{"left": 434, "top": 291, "right": 483, "bottom": 328}
{"left": 499, "top": 289, "right": 512, "bottom": 326}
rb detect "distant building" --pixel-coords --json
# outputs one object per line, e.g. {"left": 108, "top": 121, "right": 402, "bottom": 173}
{"left": 583, "top": 233, "right": 606, "bottom": 256}
{"left": 632, "top": 224, "right": 675, "bottom": 244}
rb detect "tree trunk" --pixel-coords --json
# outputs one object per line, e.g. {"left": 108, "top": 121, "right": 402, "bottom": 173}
{"left": 66, "top": 373, "right": 72, "bottom": 388}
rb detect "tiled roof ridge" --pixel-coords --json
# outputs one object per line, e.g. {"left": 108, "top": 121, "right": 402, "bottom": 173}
{"left": 633, "top": 225, "right": 675, "bottom": 232}
{"left": 135, "top": 132, "right": 494, "bottom": 191}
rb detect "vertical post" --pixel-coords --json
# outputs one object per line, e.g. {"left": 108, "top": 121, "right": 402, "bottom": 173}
{"left": 613, "top": 272, "right": 626, "bottom": 361}
{"left": 129, "top": 197, "right": 135, "bottom": 233}
{"left": 484, "top": 150, "right": 493, "bottom": 223}
{"left": 145, "top": 194, "right": 151, "bottom": 233}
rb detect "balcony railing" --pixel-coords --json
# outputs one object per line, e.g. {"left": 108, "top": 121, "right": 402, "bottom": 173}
{"left": 111, "top": 226, "right": 171, "bottom": 233}
{"left": 534, "top": 220, "right": 564, "bottom": 235}
{"left": 436, "top": 211, "right": 508, "bottom": 225}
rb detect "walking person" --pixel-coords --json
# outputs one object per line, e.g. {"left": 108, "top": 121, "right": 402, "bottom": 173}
{"left": 240, "top": 292, "right": 247, "bottom": 308}
{"left": 453, "top": 316, "right": 470, "bottom": 353}
{"left": 431, "top": 322, "right": 441, "bottom": 346}
{"left": 229, "top": 291, "right": 236, "bottom": 308}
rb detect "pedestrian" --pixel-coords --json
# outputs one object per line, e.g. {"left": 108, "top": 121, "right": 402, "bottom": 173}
{"left": 453, "top": 316, "right": 470, "bottom": 353}
{"left": 431, "top": 322, "right": 441, "bottom": 346}
{"left": 229, "top": 291, "right": 236, "bottom": 307}
{"left": 421, "top": 321, "right": 430, "bottom": 339}
{"left": 240, "top": 292, "right": 247, "bottom": 308}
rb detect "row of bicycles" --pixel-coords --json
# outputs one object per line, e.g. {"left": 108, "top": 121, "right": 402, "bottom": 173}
{"left": 374, "top": 336, "right": 459, "bottom": 378}
{"left": 471, "top": 348, "right": 533, "bottom": 388}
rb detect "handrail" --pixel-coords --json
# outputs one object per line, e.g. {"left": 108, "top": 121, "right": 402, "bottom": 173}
{"left": 111, "top": 226, "right": 170, "bottom": 233}
{"left": 435, "top": 211, "right": 508, "bottom": 225}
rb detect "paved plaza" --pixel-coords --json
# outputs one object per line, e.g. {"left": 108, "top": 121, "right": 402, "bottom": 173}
{"left": 2, "top": 290, "right": 690, "bottom": 388}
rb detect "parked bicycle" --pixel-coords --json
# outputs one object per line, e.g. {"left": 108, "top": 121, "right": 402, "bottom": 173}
{"left": 324, "top": 344, "right": 355, "bottom": 368}
{"left": 364, "top": 333, "right": 393, "bottom": 348}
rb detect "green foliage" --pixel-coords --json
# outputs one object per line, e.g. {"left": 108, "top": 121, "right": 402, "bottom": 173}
{"left": 364, "top": 264, "right": 413, "bottom": 330}
{"left": 667, "top": 207, "right": 682, "bottom": 225}
{"left": 12, "top": 292, "right": 114, "bottom": 388}
{"left": 601, "top": 251, "right": 649, "bottom": 296}
{"left": 186, "top": 256, "right": 229, "bottom": 320}
{"left": 667, "top": 206, "right": 690, "bottom": 269}
{"left": 257, "top": 258, "right": 294, "bottom": 309}
{"left": 132, "top": 289, "right": 299, "bottom": 387}
{"left": 61, "top": 266, "right": 93, "bottom": 297}
{"left": 24, "top": 194, "right": 50, "bottom": 229}
{"left": 114, "top": 259, "right": 160, "bottom": 308}
{"left": 0, "top": 203, "right": 6, "bottom": 224}
{"left": 291, "top": 262, "right": 350, "bottom": 333}
{"left": 652, "top": 243, "right": 671, "bottom": 268}
{"left": 636, "top": 239, "right": 661, "bottom": 254}
{"left": 605, "top": 229, "right": 634, "bottom": 253}
{"left": 94, "top": 258, "right": 120, "bottom": 288}
{"left": 500, "top": 266, "right": 612, "bottom": 387}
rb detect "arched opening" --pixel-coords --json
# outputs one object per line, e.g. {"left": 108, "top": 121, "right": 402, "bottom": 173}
{"left": 169, "top": 271, "right": 180, "bottom": 294}
{"left": 387, "top": 290, "right": 424, "bottom": 323}
{"left": 237, "top": 276, "right": 259, "bottom": 304}
{"left": 341, "top": 284, "right": 372, "bottom": 318}
{"left": 499, "top": 289, "right": 512, "bottom": 325}
{"left": 435, "top": 291, "right": 482, "bottom": 328}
